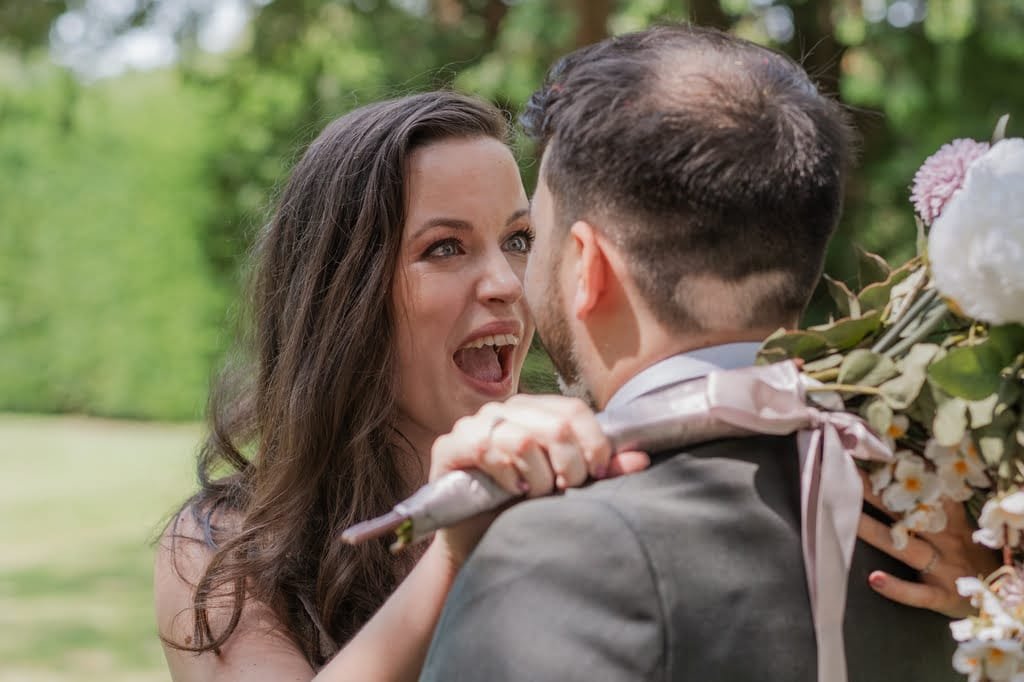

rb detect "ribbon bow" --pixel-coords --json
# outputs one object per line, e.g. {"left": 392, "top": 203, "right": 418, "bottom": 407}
{"left": 705, "top": 361, "right": 894, "bottom": 682}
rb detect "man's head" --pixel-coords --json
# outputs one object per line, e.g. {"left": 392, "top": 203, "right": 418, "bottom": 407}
{"left": 522, "top": 24, "right": 854, "bottom": 406}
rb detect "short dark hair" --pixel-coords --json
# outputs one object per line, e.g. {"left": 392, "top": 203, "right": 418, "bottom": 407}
{"left": 522, "top": 24, "right": 855, "bottom": 331}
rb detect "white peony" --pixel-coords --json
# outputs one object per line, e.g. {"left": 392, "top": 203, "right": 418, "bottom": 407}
{"left": 928, "top": 138, "right": 1024, "bottom": 325}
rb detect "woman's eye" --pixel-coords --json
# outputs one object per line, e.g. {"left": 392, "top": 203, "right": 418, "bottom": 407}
{"left": 425, "top": 238, "right": 464, "bottom": 259}
{"left": 503, "top": 229, "right": 535, "bottom": 254}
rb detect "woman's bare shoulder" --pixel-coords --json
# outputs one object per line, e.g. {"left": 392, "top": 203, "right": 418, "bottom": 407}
{"left": 154, "top": 507, "right": 314, "bottom": 682}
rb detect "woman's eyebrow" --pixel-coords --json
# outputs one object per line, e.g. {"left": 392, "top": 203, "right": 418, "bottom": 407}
{"left": 506, "top": 208, "right": 529, "bottom": 225}
{"left": 413, "top": 209, "right": 528, "bottom": 240}
{"left": 412, "top": 218, "right": 473, "bottom": 240}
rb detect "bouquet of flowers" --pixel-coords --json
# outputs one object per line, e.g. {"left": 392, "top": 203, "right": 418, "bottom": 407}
{"left": 758, "top": 116, "right": 1024, "bottom": 682}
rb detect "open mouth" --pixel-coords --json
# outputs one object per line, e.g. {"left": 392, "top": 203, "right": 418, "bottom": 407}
{"left": 453, "top": 334, "right": 519, "bottom": 386}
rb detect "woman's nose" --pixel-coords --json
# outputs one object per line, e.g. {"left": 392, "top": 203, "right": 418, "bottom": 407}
{"left": 477, "top": 250, "right": 525, "bottom": 304}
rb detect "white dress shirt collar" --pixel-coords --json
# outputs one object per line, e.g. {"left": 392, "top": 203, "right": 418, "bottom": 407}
{"left": 604, "top": 341, "right": 763, "bottom": 410}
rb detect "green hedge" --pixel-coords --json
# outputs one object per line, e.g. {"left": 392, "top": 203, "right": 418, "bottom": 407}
{"left": 0, "top": 68, "right": 230, "bottom": 420}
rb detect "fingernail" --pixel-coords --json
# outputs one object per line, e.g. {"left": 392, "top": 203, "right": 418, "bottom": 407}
{"left": 517, "top": 480, "right": 530, "bottom": 494}
{"left": 869, "top": 573, "right": 886, "bottom": 589}
{"left": 555, "top": 475, "right": 567, "bottom": 490}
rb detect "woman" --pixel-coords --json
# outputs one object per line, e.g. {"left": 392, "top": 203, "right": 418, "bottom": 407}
{"left": 154, "top": 91, "right": 641, "bottom": 681}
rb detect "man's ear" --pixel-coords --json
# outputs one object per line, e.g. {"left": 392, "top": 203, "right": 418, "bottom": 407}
{"left": 569, "top": 221, "right": 609, "bottom": 321}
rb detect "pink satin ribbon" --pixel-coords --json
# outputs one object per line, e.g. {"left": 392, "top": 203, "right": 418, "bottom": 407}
{"left": 705, "top": 361, "right": 894, "bottom": 682}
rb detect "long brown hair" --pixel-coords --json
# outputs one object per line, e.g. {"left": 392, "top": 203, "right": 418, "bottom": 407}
{"left": 168, "top": 91, "right": 509, "bottom": 666}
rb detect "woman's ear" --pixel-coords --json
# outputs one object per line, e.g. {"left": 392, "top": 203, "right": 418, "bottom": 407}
{"left": 569, "top": 221, "right": 609, "bottom": 321}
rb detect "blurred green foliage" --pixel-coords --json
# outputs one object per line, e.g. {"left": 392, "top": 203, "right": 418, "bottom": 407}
{"left": 1, "top": 66, "right": 228, "bottom": 419}
{"left": 2, "top": 0, "right": 1023, "bottom": 419}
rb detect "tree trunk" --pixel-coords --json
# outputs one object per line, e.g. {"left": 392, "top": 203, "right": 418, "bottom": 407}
{"left": 574, "top": 0, "right": 611, "bottom": 48}
{"left": 686, "top": 0, "right": 732, "bottom": 31}
{"left": 482, "top": 0, "right": 510, "bottom": 49}
{"left": 432, "top": 0, "right": 463, "bottom": 27}
{"left": 788, "top": 0, "right": 842, "bottom": 96}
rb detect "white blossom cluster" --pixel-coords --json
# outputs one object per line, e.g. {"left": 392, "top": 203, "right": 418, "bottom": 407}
{"left": 870, "top": 437, "right": 990, "bottom": 550}
{"left": 951, "top": 572, "right": 1024, "bottom": 681}
{"left": 947, "top": 493, "right": 1024, "bottom": 680}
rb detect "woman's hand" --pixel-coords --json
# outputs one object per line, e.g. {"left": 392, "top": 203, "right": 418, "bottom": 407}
{"left": 428, "top": 394, "right": 649, "bottom": 566}
{"left": 856, "top": 470, "right": 1000, "bottom": 618}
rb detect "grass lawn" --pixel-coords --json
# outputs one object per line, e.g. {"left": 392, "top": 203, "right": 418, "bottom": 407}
{"left": 0, "top": 414, "right": 201, "bottom": 682}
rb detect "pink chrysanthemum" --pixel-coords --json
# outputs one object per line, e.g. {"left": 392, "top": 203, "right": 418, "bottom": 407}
{"left": 910, "top": 138, "right": 990, "bottom": 225}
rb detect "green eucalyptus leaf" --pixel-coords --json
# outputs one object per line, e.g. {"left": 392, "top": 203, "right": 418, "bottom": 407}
{"left": 998, "top": 378, "right": 1022, "bottom": 416}
{"left": 999, "top": 452, "right": 1014, "bottom": 482}
{"left": 884, "top": 265, "right": 927, "bottom": 324}
{"left": 857, "top": 248, "right": 891, "bottom": 287}
{"left": 803, "top": 354, "right": 845, "bottom": 373}
{"left": 934, "top": 396, "right": 968, "bottom": 447}
{"left": 823, "top": 274, "right": 859, "bottom": 319}
{"left": 839, "top": 349, "right": 899, "bottom": 387}
{"left": 906, "top": 379, "right": 940, "bottom": 428}
{"left": 812, "top": 311, "right": 883, "bottom": 351}
{"left": 975, "top": 410, "right": 1018, "bottom": 469}
{"left": 756, "top": 347, "right": 790, "bottom": 365}
{"left": 759, "top": 329, "right": 830, "bottom": 361}
{"left": 879, "top": 343, "right": 941, "bottom": 410}
{"left": 988, "top": 324, "right": 1024, "bottom": 366}
{"left": 927, "top": 342, "right": 1006, "bottom": 400}
{"left": 858, "top": 261, "right": 916, "bottom": 314}
{"left": 862, "top": 398, "right": 894, "bottom": 436}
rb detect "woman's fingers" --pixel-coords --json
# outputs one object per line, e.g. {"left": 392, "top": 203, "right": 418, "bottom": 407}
{"left": 495, "top": 402, "right": 591, "bottom": 488}
{"left": 429, "top": 395, "right": 649, "bottom": 497}
{"left": 858, "top": 468, "right": 897, "bottom": 521}
{"left": 857, "top": 513, "right": 935, "bottom": 571}
{"left": 867, "top": 571, "right": 948, "bottom": 613}
{"left": 505, "top": 394, "right": 613, "bottom": 480}
{"left": 917, "top": 498, "right": 1002, "bottom": 579}
{"left": 607, "top": 451, "right": 651, "bottom": 477}
{"left": 491, "top": 420, "right": 556, "bottom": 497}
{"left": 430, "top": 409, "right": 526, "bottom": 494}
{"left": 857, "top": 511, "right": 979, "bottom": 618}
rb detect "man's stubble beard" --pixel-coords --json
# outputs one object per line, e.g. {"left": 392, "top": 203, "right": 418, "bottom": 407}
{"left": 535, "top": 263, "right": 597, "bottom": 409}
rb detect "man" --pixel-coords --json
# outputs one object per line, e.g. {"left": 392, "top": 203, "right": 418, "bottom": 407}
{"left": 420, "top": 25, "right": 958, "bottom": 681}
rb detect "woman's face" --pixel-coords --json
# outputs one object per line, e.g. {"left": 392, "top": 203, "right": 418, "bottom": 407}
{"left": 392, "top": 136, "right": 534, "bottom": 452}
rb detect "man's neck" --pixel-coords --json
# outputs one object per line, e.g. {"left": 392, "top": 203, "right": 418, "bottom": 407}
{"left": 588, "top": 327, "right": 779, "bottom": 410}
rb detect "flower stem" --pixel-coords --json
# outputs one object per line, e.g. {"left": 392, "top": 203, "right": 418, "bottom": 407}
{"left": 871, "top": 287, "right": 938, "bottom": 354}
{"left": 806, "top": 384, "right": 882, "bottom": 396}
{"left": 808, "top": 368, "right": 840, "bottom": 382}
{"left": 883, "top": 300, "right": 949, "bottom": 359}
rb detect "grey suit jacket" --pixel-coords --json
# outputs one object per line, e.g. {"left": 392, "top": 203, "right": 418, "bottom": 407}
{"left": 420, "top": 435, "right": 958, "bottom": 681}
